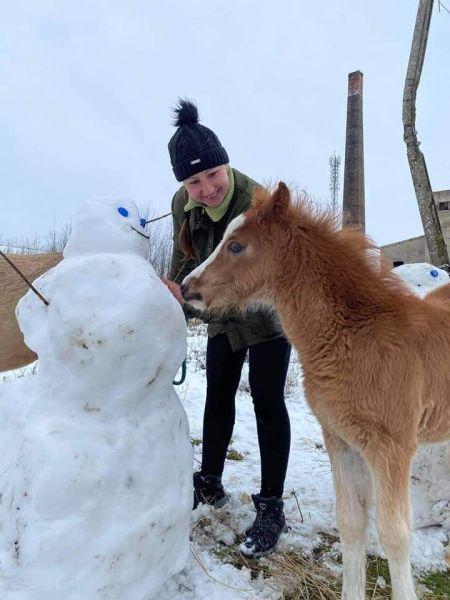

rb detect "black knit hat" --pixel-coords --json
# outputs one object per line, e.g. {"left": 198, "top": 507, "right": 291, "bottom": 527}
{"left": 168, "top": 99, "right": 229, "bottom": 182}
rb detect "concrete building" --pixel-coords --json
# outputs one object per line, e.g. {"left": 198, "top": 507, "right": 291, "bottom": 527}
{"left": 381, "top": 190, "right": 450, "bottom": 266}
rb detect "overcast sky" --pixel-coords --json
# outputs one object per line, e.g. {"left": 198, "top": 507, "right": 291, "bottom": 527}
{"left": 1, "top": 1, "right": 449, "bottom": 247}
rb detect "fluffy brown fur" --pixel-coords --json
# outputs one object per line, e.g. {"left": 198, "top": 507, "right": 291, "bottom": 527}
{"left": 425, "top": 281, "right": 450, "bottom": 305}
{"left": 0, "top": 253, "right": 62, "bottom": 372}
{"left": 183, "top": 183, "right": 450, "bottom": 600}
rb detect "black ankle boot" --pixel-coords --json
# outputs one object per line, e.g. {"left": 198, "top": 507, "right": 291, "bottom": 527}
{"left": 239, "top": 494, "right": 286, "bottom": 558}
{"left": 193, "top": 472, "right": 229, "bottom": 509}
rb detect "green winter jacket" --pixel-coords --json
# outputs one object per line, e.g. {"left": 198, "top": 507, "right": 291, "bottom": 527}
{"left": 168, "top": 168, "right": 284, "bottom": 351}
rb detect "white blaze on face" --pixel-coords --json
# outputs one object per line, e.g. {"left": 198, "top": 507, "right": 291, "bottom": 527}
{"left": 64, "top": 198, "right": 149, "bottom": 258}
{"left": 183, "top": 214, "right": 246, "bottom": 285}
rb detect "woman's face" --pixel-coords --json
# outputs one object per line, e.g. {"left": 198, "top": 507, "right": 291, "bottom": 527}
{"left": 183, "top": 164, "right": 229, "bottom": 207}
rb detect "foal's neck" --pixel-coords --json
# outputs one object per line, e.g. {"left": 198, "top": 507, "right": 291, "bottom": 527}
{"left": 270, "top": 220, "right": 402, "bottom": 369}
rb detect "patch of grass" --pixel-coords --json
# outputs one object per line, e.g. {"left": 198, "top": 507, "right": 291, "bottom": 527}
{"left": 190, "top": 437, "right": 202, "bottom": 447}
{"left": 366, "top": 555, "right": 450, "bottom": 599}
{"left": 211, "top": 534, "right": 345, "bottom": 598}
{"left": 366, "top": 555, "right": 392, "bottom": 598}
{"left": 212, "top": 544, "right": 271, "bottom": 580}
{"left": 311, "top": 532, "right": 340, "bottom": 560}
{"left": 270, "top": 550, "right": 342, "bottom": 599}
{"left": 226, "top": 448, "right": 245, "bottom": 461}
{"left": 419, "top": 571, "right": 450, "bottom": 599}
{"left": 211, "top": 533, "right": 446, "bottom": 599}
{"left": 195, "top": 506, "right": 448, "bottom": 599}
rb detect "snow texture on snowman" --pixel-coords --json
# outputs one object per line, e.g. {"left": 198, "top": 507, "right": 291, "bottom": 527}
{"left": 393, "top": 263, "right": 450, "bottom": 542}
{"left": 393, "top": 262, "right": 448, "bottom": 298}
{"left": 0, "top": 199, "right": 193, "bottom": 599}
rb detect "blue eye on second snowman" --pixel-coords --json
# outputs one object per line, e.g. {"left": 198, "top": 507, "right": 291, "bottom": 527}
{"left": 430, "top": 270, "right": 439, "bottom": 278}
{"left": 140, "top": 218, "right": 146, "bottom": 228}
{"left": 118, "top": 207, "right": 129, "bottom": 218}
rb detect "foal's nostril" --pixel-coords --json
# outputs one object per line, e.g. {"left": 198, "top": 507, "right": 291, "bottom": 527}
{"left": 180, "top": 283, "right": 189, "bottom": 299}
{"left": 180, "top": 281, "right": 203, "bottom": 303}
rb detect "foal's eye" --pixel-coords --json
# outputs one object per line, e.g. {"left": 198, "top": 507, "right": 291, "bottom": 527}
{"left": 228, "top": 241, "right": 245, "bottom": 255}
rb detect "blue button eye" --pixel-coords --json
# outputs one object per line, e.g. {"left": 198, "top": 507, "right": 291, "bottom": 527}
{"left": 140, "top": 218, "right": 146, "bottom": 228}
{"left": 430, "top": 270, "right": 439, "bottom": 278}
{"left": 118, "top": 207, "right": 129, "bottom": 218}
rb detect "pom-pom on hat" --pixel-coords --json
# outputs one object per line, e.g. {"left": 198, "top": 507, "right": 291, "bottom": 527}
{"left": 168, "top": 99, "right": 229, "bottom": 182}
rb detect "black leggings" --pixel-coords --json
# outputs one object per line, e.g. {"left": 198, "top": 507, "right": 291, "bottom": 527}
{"left": 201, "top": 334, "right": 291, "bottom": 498}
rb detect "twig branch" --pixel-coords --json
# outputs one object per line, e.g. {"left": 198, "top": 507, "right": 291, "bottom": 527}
{"left": 145, "top": 211, "right": 173, "bottom": 224}
{"left": 291, "top": 490, "right": 304, "bottom": 523}
{"left": 0, "top": 250, "right": 49, "bottom": 306}
{"left": 190, "top": 544, "right": 253, "bottom": 592}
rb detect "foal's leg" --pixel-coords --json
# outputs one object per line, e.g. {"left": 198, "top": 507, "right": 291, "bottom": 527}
{"left": 364, "top": 441, "right": 416, "bottom": 600}
{"left": 323, "top": 429, "right": 372, "bottom": 600}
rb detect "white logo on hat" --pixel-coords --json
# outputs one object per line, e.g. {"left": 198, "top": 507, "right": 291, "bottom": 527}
{"left": 190, "top": 158, "right": 201, "bottom": 165}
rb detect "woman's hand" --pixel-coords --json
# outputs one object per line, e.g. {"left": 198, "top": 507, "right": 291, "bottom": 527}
{"left": 161, "top": 277, "right": 185, "bottom": 306}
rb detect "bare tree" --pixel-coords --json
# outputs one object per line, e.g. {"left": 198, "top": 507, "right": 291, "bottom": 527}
{"left": 139, "top": 204, "right": 173, "bottom": 277}
{"left": 403, "top": 0, "right": 449, "bottom": 268}
{"left": 1, "top": 225, "right": 71, "bottom": 255}
{"left": 46, "top": 221, "right": 72, "bottom": 253}
{"left": 147, "top": 219, "right": 173, "bottom": 277}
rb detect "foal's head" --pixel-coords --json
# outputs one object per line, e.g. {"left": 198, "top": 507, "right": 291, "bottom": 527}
{"left": 180, "top": 182, "right": 292, "bottom": 313}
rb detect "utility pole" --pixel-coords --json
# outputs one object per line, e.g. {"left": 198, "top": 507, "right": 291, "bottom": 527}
{"left": 403, "top": 0, "right": 449, "bottom": 268}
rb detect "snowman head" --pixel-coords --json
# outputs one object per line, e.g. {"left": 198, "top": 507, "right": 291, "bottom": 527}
{"left": 64, "top": 198, "right": 149, "bottom": 258}
{"left": 393, "top": 262, "right": 449, "bottom": 297}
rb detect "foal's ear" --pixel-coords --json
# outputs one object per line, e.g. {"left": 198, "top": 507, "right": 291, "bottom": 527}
{"left": 271, "top": 182, "right": 291, "bottom": 215}
{"left": 251, "top": 182, "right": 290, "bottom": 222}
{"left": 252, "top": 186, "right": 271, "bottom": 209}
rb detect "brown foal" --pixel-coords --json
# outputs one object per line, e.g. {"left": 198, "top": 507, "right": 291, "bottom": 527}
{"left": 181, "top": 183, "right": 450, "bottom": 600}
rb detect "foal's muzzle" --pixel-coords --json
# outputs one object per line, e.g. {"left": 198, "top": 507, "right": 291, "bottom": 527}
{"left": 180, "top": 282, "right": 203, "bottom": 303}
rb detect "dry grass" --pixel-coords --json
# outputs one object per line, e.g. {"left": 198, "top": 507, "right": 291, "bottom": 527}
{"left": 207, "top": 532, "right": 448, "bottom": 599}
{"left": 268, "top": 550, "right": 342, "bottom": 599}
{"left": 210, "top": 541, "right": 345, "bottom": 599}
{"left": 226, "top": 448, "right": 245, "bottom": 461}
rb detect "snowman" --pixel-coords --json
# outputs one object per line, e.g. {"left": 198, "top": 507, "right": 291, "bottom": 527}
{"left": 393, "top": 262, "right": 449, "bottom": 298}
{"left": 0, "top": 198, "right": 193, "bottom": 599}
{"left": 393, "top": 262, "right": 450, "bottom": 558}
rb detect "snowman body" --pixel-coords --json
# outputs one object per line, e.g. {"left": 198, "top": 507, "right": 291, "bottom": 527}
{"left": 393, "top": 262, "right": 450, "bottom": 546}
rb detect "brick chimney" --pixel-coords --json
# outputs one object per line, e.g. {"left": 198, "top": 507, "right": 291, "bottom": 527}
{"left": 343, "top": 71, "right": 365, "bottom": 231}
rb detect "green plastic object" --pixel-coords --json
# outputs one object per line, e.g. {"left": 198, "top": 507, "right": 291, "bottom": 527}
{"left": 173, "top": 358, "right": 187, "bottom": 386}
{"left": 173, "top": 316, "right": 189, "bottom": 386}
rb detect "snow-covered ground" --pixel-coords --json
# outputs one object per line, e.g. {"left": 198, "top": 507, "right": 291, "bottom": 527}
{"left": 2, "top": 321, "right": 448, "bottom": 599}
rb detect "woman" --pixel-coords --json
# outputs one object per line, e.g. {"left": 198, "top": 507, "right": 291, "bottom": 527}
{"left": 165, "top": 99, "right": 291, "bottom": 558}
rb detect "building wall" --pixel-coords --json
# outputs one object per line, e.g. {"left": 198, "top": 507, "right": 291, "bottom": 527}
{"left": 382, "top": 235, "right": 429, "bottom": 266}
{"left": 435, "top": 189, "right": 450, "bottom": 236}
{"left": 381, "top": 190, "right": 450, "bottom": 267}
